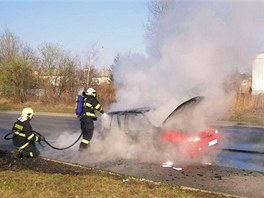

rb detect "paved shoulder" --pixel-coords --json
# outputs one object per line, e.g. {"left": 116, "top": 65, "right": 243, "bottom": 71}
{"left": 89, "top": 159, "right": 264, "bottom": 198}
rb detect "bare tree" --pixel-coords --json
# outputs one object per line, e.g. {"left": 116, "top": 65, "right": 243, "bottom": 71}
{"left": 85, "top": 43, "right": 103, "bottom": 88}
{"left": 38, "top": 43, "right": 78, "bottom": 99}
{"left": 146, "top": 0, "right": 173, "bottom": 57}
{"left": 0, "top": 30, "right": 21, "bottom": 61}
{"left": 146, "top": 0, "right": 172, "bottom": 36}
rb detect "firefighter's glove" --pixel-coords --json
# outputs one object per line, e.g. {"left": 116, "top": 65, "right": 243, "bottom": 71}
{"left": 40, "top": 135, "right": 45, "bottom": 142}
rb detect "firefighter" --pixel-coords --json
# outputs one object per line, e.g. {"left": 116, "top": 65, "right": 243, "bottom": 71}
{"left": 12, "top": 107, "right": 43, "bottom": 158}
{"left": 79, "top": 87, "right": 104, "bottom": 151}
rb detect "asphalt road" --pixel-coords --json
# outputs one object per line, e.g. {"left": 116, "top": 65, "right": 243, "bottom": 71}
{"left": 1, "top": 111, "right": 264, "bottom": 198}
{"left": 217, "top": 125, "right": 264, "bottom": 173}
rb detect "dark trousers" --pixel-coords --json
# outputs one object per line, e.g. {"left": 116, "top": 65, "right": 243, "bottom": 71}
{"left": 19, "top": 143, "right": 40, "bottom": 158}
{"left": 79, "top": 116, "right": 94, "bottom": 150}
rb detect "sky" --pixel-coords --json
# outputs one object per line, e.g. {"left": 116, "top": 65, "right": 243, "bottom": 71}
{"left": 0, "top": 0, "right": 148, "bottom": 67}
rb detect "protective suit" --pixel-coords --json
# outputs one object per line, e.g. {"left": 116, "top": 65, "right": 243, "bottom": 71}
{"left": 79, "top": 88, "right": 104, "bottom": 150}
{"left": 12, "top": 107, "right": 42, "bottom": 158}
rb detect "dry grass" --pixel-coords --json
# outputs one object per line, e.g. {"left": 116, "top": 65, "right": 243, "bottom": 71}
{"left": 0, "top": 96, "right": 74, "bottom": 113}
{"left": 0, "top": 150, "right": 232, "bottom": 198}
{"left": 0, "top": 97, "right": 11, "bottom": 110}
{"left": 229, "top": 94, "right": 264, "bottom": 124}
{"left": 0, "top": 169, "right": 230, "bottom": 198}
{"left": 0, "top": 83, "right": 116, "bottom": 113}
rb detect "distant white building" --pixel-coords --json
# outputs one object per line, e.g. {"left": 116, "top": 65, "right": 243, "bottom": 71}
{"left": 252, "top": 52, "right": 264, "bottom": 94}
{"left": 240, "top": 78, "right": 252, "bottom": 94}
{"left": 91, "top": 68, "right": 112, "bottom": 85}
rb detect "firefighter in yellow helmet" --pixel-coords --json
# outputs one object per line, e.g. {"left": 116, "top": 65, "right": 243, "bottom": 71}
{"left": 12, "top": 107, "right": 43, "bottom": 158}
{"left": 79, "top": 88, "right": 104, "bottom": 151}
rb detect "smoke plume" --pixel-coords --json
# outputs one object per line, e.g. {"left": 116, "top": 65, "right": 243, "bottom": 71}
{"left": 46, "top": 1, "right": 264, "bottom": 167}
{"left": 112, "top": 1, "right": 264, "bottom": 115}
{"left": 106, "top": 1, "right": 264, "bottom": 164}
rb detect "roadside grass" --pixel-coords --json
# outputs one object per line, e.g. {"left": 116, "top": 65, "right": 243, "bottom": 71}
{"left": 0, "top": 151, "right": 233, "bottom": 198}
{"left": 0, "top": 169, "right": 229, "bottom": 198}
{"left": 228, "top": 94, "right": 264, "bottom": 125}
{"left": 0, "top": 97, "right": 74, "bottom": 113}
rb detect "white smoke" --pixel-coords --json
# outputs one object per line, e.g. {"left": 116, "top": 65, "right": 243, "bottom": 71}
{"left": 112, "top": 1, "right": 264, "bottom": 114}
{"left": 44, "top": 1, "right": 264, "bottom": 167}
{"left": 41, "top": 127, "right": 161, "bottom": 165}
{"left": 106, "top": 1, "right": 264, "bottom": 164}
{"left": 40, "top": 131, "right": 80, "bottom": 160}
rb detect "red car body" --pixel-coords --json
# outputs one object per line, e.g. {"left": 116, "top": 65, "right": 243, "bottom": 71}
{"left": 103, "top": 96, "right": 221, "bottom": 158}
{"left": 157, "top": 96, "right": 221, "bottom": 157}
{"left": 160, "top": 127, "right": 220, "bottom": 156}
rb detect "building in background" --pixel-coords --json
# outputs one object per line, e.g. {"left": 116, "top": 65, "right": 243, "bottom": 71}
{"left": 91, "top": 68, "right": 112, "bottom": 85}
{"left": 240, "top": 78, "right": 252, "bottom": 94}
{"left": 252, "top": 52, "right": 264, "bottom": 94}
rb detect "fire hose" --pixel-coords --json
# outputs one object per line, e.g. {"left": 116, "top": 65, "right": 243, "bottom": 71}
{"left": 4, "top": 130, "right": 83, "bottom": 150}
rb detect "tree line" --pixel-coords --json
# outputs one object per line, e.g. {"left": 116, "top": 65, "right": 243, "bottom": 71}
{"left": 0, "top": 1, "right": 169, "bottom": 108}
{"left": 0, "top": 30, "right": 115, "bottom": 107}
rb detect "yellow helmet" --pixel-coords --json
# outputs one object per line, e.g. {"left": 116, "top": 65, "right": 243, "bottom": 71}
{"left": 21, "top": 107, "right": 34, "bottom": 120}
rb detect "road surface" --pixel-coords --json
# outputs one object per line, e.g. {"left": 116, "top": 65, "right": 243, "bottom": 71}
{"left": 1, "top": 111, "right": 264, "bottom": 198}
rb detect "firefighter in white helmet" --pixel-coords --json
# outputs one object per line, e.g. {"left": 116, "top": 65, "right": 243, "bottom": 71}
{"left": 12, "top": 107, "right": 43, "bottom": 158}
{"left": 79, "top": 88, "right": 104, "bottom": 151}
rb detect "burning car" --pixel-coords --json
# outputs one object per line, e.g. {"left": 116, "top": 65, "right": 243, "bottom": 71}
{"left": 99, "top": 96, "right": 220, "bottom": 157}
{"left": 156, "top": 96, "right": 220, "bottom": 157}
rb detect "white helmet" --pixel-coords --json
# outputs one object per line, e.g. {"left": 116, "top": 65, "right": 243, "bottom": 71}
{"left": 86, "top": 88, "right": 96, "bottom": 97}
{"left": 21, "top": 107, "right": 34, "bottom": 120}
